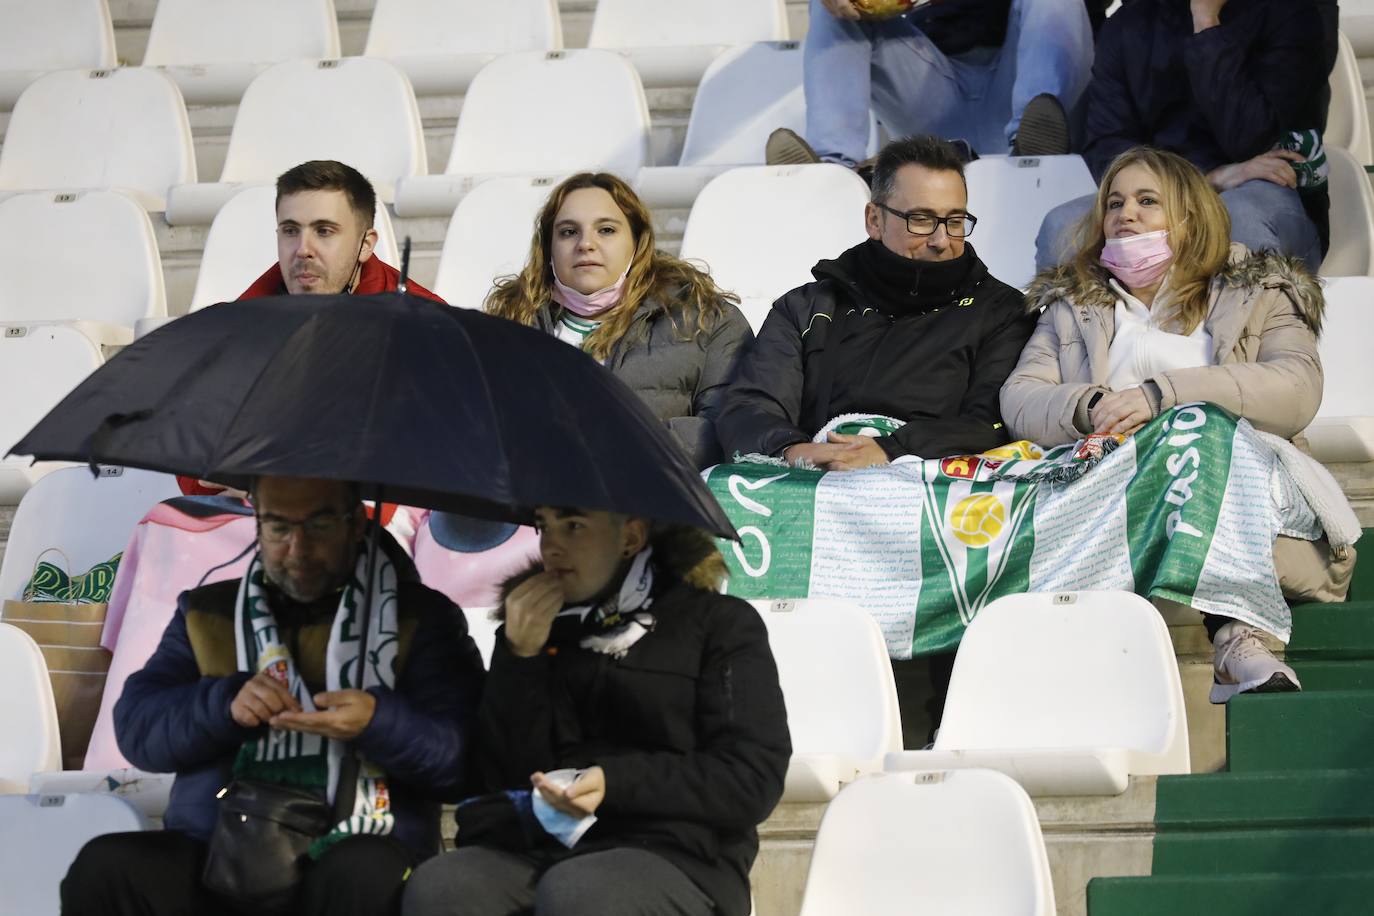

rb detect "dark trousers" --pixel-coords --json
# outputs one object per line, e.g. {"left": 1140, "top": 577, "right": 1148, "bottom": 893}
{"left": 402, "top": 846, "right": 716, "bottom": 916}
{"left": 61, "top": 830, "right": 415, "bottom": 916}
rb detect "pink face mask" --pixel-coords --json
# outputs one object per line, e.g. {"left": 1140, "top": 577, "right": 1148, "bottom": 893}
{"left": 1100, "top": 229, "right": 1173, "bottom": 289}
{"left": 551, "top": 267, "right": 630, "bottom": 318}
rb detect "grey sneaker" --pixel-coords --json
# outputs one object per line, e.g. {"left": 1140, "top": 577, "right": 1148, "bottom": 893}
{"left": 766, "top": 127, "right": 821, "bottom": 166}
{"left": 1209, "top": 621, "right": 1302, "bottom": 704}
{"left": 1012, "top": 93, "right": 1071, "bottom": 157}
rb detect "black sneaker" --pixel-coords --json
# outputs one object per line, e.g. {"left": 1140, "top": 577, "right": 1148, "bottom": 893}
{"left": 1012, "top": 93, "right": 1071, "bottom": 157}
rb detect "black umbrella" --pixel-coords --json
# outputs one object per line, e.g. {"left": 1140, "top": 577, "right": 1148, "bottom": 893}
{"left": 8, "top": 291, "right": 736, "bottom": 539}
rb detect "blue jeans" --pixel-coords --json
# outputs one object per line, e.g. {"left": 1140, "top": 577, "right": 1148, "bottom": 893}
{"left": 803, "top": 0, "right": 1094, "bottom": 163}
{"left": 1035, "top": 180, "right": 1324, "bottom": 273}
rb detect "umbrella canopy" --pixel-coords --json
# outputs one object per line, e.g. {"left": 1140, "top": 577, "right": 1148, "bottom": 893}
{"left": 9, "top": 293, "right": 736, "bottom": 539}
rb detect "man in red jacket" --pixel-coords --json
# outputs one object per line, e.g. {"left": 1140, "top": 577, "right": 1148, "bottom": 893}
{"left": 239, "top": 159, "right": 444, "bottom": 302}
{"left": 181, "top": 160, "right": 443, "bottom": 499}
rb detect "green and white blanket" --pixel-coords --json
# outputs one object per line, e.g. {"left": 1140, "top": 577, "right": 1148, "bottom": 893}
{"left": 707, "top": 404, "right": 1337, "bottom": 659}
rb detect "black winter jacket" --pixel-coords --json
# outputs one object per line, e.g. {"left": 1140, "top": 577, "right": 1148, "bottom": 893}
{"left": 474, "top": 534, "right": 791, "bottom": 916}
{"left": 716, "top": 242, "right": 1035, "bottom": 461}
{"left": 1084, "top": 0, "right": 1336, "bottom": 180}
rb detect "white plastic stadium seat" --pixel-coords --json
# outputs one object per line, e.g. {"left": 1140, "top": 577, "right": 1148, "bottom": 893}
{"left": 0, "top": 793, "right": 147, "bottom": 915}
{"left": 679, "top": 41, "right": 879, "bottom": 168}
{"left": 0, "top": 68, "right": 196, "bottom": 211}
{"left": 463, "top": 607, "right": 501, "bottom": 668}
{"left": 796, "top": 771, "right": 1056, "bottom": 916}
{"left": 0, "top": 0, "right": 115, "bottom": 110}
{"left": 1340, "top": 1, "right": 1374, "bottom": 57}
{"left": 678, "top": 164, "right": 870, "bottom": 331}
{"left": 393, "top": 51, "right": 649, "bottom": 219}
{"left": 751, "top": 599, "right": 902, "bottom": 802}
{"left": 1328, "top": 32, "right": 1373, "bottom": 166}
{"left": 364, "top": 0, "right": 563, "bottom": 96}
{"left": 0, "top": 324, "right": 104, "bottom": 503}
{"left": 1303, "top": 276, "right": 1374, "bottom": 461}
{"left": 1320, "top": 145, "right": 1374, "bottom": 277}
{"left": 0, "top": 467, "right": 180, "bottom": 605}
{"left": 142, "top": 0, "right": 341, "bottom": 106}
{"left": 166, "top": 58, "right": 426, "bottom": 225}
{"left": 885, "top": 591, "right": 1190, "bottom": 796}
{"left": 190, "top": 185, "right": 401, "bottom": 310}
{"left": 964, "top": 154, "right": 1097, "bottom": 290}
{"left": 0, "top": 624, "right": 62, "bottom": 791}
{"left": 588, "top": 0, "right": 788, "bottom": 88}
{"left": 0, "top": 191, "right": 166, "bottom": 336}
{"left": 433, "top": 177, "right": 565, "bottom": 310}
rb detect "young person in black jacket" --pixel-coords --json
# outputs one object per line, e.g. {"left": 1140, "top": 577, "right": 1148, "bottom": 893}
{"left": 403, "top": 509, "right": 790, "bottom": 916}
{"left": 718, "top": 134, "right": 1037, "bottom": 470}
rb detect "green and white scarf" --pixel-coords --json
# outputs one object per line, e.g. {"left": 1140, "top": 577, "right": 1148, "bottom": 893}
{"left": 232, "top": 536, "right": 400, "bottom": 858}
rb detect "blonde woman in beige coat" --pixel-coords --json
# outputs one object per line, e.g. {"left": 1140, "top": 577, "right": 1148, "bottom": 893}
{"left": 1000, "top": 147, "right": 1352, "bottom": 703}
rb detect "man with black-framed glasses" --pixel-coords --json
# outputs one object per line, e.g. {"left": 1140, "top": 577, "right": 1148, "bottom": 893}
{"left": 718, "top": 134, "right": 1037, "bottom": 469}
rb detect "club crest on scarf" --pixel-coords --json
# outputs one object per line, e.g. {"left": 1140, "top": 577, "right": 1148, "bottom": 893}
{"left": 557, "top": 547, "right": 657, "bottom": 659}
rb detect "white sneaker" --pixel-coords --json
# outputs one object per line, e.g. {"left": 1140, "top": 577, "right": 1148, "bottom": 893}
{"left": 1210, "top": 621, "right": 1302, "bottom": 703}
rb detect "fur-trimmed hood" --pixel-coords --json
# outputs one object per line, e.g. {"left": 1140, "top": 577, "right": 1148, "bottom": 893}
{"left": 1024, "top": 244, "right": 1324, "bottom": 335}
{"left": 495, "top": 525, "right": 728, "bottom": 615}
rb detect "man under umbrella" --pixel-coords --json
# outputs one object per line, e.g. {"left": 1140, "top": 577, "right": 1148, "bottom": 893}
{"left": 62, "top": 475, "right": 485, "bottom": 916}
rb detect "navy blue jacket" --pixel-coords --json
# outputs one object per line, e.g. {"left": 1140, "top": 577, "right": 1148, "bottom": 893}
{"left": 1083, "top": 0, "right": 1335, "bottom": 180}
{"left": 114, "top": 540, "right": 484, "bottom": 859}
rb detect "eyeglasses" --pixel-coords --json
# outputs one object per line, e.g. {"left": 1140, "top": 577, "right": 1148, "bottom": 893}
{"left": 257, "top": 510, "right": 353, "bottom": 545}
{"left": 874, "top": 203, "right": 978, "bottom": 238}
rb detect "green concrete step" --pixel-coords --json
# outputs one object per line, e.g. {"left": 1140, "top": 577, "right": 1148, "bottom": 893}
{"left": 1155, "top": 769, "right": 1374, "bottom": 830}
{"left": 1288, "top": 601, "right": 1374, "bottom": 660}
{"left": 1350, "top": 529, "right": 1374, "bottom": 603}
{"left": 1226, "top": 692, "right": 1374, "bottom": 773}
{"left": 1290, "top": 659, "right": 1374, "bottom": 691}
{"left": 1152, "top": 827, "right": 1374, "bottom": 876}
{"left": 1088, "top": 872, "right": 1374, "bottom": 916}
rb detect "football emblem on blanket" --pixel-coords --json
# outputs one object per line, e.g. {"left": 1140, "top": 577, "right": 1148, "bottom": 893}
{"left": 949, "top": 493, "right": 1006, "bottom": 548}
{"left": 853, "top": 0, "right": 921, "bottom": 20}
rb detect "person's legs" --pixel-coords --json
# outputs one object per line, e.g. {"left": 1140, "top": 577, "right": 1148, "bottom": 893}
{"left": 403, "top": 846, "right": 541, "bottom": 916}
{"left": 1001, "top": 0, "right": 1094, "bottom": 147}
{"left": 1206, "top": 614, "right": 1301, "bottom": 703}
{"left": 1035, "top": 192, "right": 1096, "bottom": 271}
{"left": 1220, "top": 180, "right": 1324, "bottom": 269}
{"left": 300, "top": 835, "right": 416, "bottom": 916}
{"left": 61, "top": 830, "right": 223, "bottom": 916}
{"left": 802, "top": 0, "right": 881, "bottom": 165}
{"left": 868, "top": 27, "right": 992, "bottom": 154}
{"left": 535, "top": 849, "right": 715, "bottom": 916}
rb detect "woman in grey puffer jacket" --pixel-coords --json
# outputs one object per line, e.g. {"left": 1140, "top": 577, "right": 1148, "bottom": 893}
{"left": 486, "top": 172, "right": 752, "bottom": 469}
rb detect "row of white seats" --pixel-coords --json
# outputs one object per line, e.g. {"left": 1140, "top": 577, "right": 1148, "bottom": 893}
{"left": 0, "top": 42, "right": 880, "bottom": 220}
{"left": 0, "top": 0, "right": 790, "bottom": 109}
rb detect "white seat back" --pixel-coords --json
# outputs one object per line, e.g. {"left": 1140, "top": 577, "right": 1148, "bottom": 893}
{"left": 0, "top": 793, "right": 147, "bottom": 914}
{"left": 0, "top": 191, "right": 165, "bottom": 326}
{"left": 679, "top": 164, "right": 870, "bottom": 331}
{"left": 0, "top": 68, "right": 196, "bottom": 210}
{"left": 0, "top": 467, "right": 180, "bottom": 604}
{"left": 1327, "top": 32, "right": 1373, "bottom": 166}
{"left": 1303, "top": 275, "right": 1374, "bottom": 461}
{"left": 0, "top": 0, "right": 115, "bottom": 108}
{"left": 935, "top": 591, "right": 1189, "bottom": 775}
{"left": 433, "top": 176, "right": 564, "bottom": 310}
{"left": 144, "top": 0, "right": 340, "bottom": 66}
{"left": 190, "top": 184, "right": 400, "bottom": 309}
{"left": 1, "top": 324, "right": 103, "bottom": 462}
{"left": 219, "top": 59, "right": 427, "bottom": 197}
{"left": 446, "top": 51, "right": 650, "bottom": 177}
{"left": 366, "top": 0, "right": 561, "bottom": 59}
{"left": 589, "top": 0, "right": 787, "bottom": 48}
{"left": 0, "top": 625, "right": 61, "bottom": 788}
{"left": 797, "top": 771, "right": 1055, "bottom": 916}
{"left": 752, "top": 599, "right": 902, "bottom": 760}
{"left": 1321, "top": 145, "right": 1374, "bottom": 277}
{"left": 1341, "top": 1, "right": 1374, "bottom": 57}
{"left": 964, "top": 154, "right": 1096, "bottom": 290}
{"left": 680, "top": 41, "right": 879, "bottom": 167}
